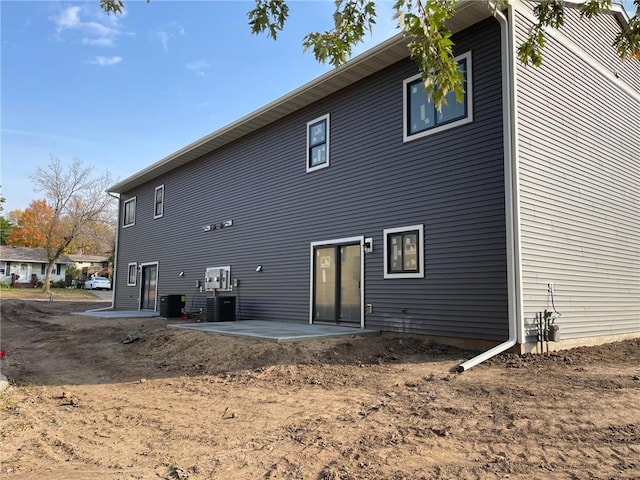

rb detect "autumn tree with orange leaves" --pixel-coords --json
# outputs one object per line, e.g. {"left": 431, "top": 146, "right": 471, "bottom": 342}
{"left": 6, "top": 200, "right": 61, "bottom": 248}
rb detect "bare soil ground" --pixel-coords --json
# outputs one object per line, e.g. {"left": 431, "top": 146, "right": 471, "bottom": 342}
{"left": 1, "top": 299, "right": 639, "bottom": 480}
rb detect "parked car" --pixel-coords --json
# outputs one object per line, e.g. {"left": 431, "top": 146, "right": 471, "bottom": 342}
{"left": 84, "top": 276, "right": 111, "bottom": 290}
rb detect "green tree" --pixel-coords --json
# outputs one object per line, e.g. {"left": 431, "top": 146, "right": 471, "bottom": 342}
{"left": 0, "top": 217, "right": 12, "bottom": 246}
{"left": 99, "top": 0, "right": 640, "bottom": 108}
{"left": 30, "top": 156, "right": 115, "bottom": 294}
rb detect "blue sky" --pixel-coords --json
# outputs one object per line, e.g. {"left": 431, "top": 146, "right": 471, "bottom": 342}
{"left": 1, "top": 1, "right": 398, "bottom": 214}
{"left": 0, "top": 1, "right": 635, "bottom": 214}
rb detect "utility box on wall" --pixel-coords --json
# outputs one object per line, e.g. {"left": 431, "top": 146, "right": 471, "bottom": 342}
{"left": 204, "top": 266, "right": 230, "bottom": 291}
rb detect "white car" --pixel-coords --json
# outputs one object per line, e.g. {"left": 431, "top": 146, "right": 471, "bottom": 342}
{"left": 84, "top": 276, "right": 111, "bottom": 290}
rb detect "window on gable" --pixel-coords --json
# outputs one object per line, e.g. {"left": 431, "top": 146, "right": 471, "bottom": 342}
{"left": 123, "top": 197, "right": 136, "bottom": 227}
{"left": 128, "top": 263, "right": 137, "bottom": 286}
{"left": 403, "top": 51, "right": 473, "bottom": 142}
{"left": 306, "top": 114, "right": 330, "bottom": 172}
{"left": 154, "top": 185, "right": 164, "bottom": 219}
{"left": 383, "top": 224, "right": 425, "bottom": 279}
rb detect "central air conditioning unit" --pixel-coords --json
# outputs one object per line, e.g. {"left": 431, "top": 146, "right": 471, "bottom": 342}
{"left": 205, "top": 296, "right": 236, "bottom": 322}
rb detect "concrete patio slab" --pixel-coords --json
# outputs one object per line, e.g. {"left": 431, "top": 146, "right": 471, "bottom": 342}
{"left": 168, "top": 320, "right": 380, "bottom": 342}
{"left": 72, "top": 310, "right": 160, "bottom": 318}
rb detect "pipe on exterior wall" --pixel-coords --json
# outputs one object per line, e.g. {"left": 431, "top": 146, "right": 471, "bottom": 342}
{"left": 108, "top": 192, "right": 120, "bottom": 312}
{"left": 457, "top": 2, "right": 522, "bottom": 372}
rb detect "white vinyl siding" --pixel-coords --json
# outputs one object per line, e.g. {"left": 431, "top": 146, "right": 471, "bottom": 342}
{"left": 515, "top": 8, "right": 640, "bottom": 341}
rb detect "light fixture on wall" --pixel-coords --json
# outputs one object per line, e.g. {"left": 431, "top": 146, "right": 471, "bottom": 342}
{"left": 255, "top": 265, "right": 263, "bottom": 272}
{"left": 179, "top": 271, "right": 185, "bottom": 277}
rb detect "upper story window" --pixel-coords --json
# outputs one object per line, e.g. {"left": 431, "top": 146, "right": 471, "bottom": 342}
{"left": 306, "top": 114, "right": 330, "bottom": 173}
{"left": 123, "top": 197, "right": 136, "bottom": 227}
{"left": 383, "top": 224, "right": 425, "bottom": 279}
{"left": 403, "top": 51, "right": 473, "bottom": 142}
{"left": 154, "top": 185, "right": 164, "bottom": 219}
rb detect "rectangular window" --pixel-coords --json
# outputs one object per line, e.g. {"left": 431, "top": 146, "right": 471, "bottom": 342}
{"left": 55, "top": 264, "right": 62, "bottom": 276}
{"left": 383, "top": 224, "right": 425, "bottom": 279}
{"left": 403, "top": 51, "right": 472, "bottom": 142}
{"left": 123, "top": 197, "right": 136, "bottom": 227}
{"left": 41, "top": 264, "right": 46, "bottom": 275}
{"left": 154, "top": 185, "right": 164, "bottom": 219}
{"left": 128, "top": 263, "right": 137, "bottom": 286}
{"left": 306, "top": 114, "right": 330, "bottom": 172}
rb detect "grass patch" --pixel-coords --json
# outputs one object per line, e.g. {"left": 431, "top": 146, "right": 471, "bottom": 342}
{"left": 0, "top": 287, "right": 104, "bottom": 300}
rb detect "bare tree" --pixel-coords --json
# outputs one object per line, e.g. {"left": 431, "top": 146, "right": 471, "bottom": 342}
{"left": 31, "top": 156, "right": 115, "bottom": 293}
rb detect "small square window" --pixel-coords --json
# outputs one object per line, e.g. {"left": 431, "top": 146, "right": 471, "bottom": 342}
{"left": 154, "top": 185, "right": 164, "bottom": 219}
{"left": 383, "top": 225, "right": 425, "bottom": 279}
{"left": 123, "top": 197, "right": 136, "bottom": 227}
{"left": 306, "top": 114, "right": 330, "bottom": 172}
{"left": 127, "top": 263, "right": 137, "bottom": 286}
{"left": 403, "top": 51, "right": 473, "bottom": 142}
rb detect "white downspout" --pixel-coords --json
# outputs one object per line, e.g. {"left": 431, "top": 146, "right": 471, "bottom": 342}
{"left": 457, "top": 3, "right": 523, "bottom": 372}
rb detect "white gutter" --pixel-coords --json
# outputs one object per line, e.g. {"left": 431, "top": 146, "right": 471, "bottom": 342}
{"left": 457, "top": 2, "right": 523, "bottom": 371}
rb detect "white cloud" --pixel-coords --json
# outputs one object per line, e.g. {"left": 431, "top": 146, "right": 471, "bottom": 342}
{"left": 186, "top": 60, "right": 210, "bottom": 77}
{"left": 53, "top": 6, "right": 82, "bottom": 31}
{"left": 83, "top": 37, "right": 114, "bottom": 47}
{"left": 51, "top": 5, "right": 127, "bottom": 48}
{"left": 156, "top": 22, "right": 185, "bottom": 52}
{"left": 90, "top": 56, "right": 122, "bottom": 66}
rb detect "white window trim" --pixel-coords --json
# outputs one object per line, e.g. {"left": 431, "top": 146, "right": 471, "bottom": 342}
{"left": 383, "top": 224, "right": 425, "bottom": 279}
{"left": 154, "top": 184, "right": 164, "bottom": 219}
{"left": 138, "top": 261, "right": 159, "bottom": 311}
{"left": 309, "top": 235, "right": 366, "bottom": 328}
{"left": 403, "top": 51, "right": 473, "bottom": 143}
{"left": 127, "top": 262, "right": 137, "bottom": 286}
{"left": 306, "top": 113, "right": 330, "bottom": 173}
{"left": 123, "top": 196, "right": 136, "bottom": 228}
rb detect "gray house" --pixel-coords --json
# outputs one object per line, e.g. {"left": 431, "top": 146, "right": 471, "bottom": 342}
{"left": 109, "top": 0, "right": 639, "bottom": 363}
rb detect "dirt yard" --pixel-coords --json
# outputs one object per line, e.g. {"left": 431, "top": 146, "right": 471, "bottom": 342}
{"left": 1, "top": 299, "right": 639, "bottom": 480}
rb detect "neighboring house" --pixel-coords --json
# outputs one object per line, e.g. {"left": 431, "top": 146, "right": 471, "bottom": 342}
{"left": 108, "top": 0, "right": 639, "bottom": 360}
{"left": 0, "top": 246, "right": 71, "bottom": 286}
{"left": 67, "top": 254, "right": 111, "bottom": 280}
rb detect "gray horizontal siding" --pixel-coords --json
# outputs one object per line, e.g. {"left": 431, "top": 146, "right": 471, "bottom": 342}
{"left": 115, "top": 17, "right": 508, "bottom": 341}
{"left": 515, "top": 7, "right": 640, "bottom": 341}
